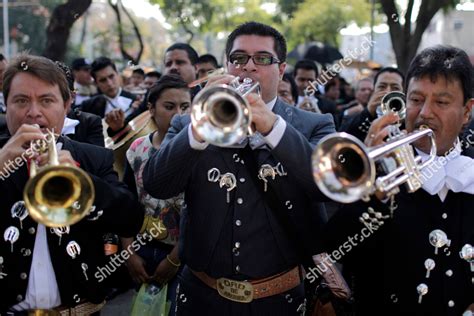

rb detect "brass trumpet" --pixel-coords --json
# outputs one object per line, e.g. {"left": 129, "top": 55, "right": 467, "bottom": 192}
{"left": 191, "top": 77, "right": 259, "bottom": 146}
{"left": 312, "top": 127, "right": 437, "bottom": 203}
{"left": 24, "top": 130, "right": 95, "bottom": 227}
{"left": 377, "top": 91, "right": 406, "bottom": 119}
{"left": 104, "top": 110, "right": 157, "bottom": 180}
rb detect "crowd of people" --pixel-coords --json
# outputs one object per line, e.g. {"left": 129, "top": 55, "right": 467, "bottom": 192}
{"left": 0, "top": 20, "right": 473, "bottom": 316}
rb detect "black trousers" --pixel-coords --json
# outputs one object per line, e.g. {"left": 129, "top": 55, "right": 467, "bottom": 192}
{"left": 176, "top": 266, "right": 306, "bottom": 316}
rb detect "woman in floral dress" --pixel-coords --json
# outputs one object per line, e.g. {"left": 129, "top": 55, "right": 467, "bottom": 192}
{"left": 124, "top": 74, "right": 191, "bottom": 315}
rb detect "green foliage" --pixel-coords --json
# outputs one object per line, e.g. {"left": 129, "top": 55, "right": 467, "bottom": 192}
{"left": 150, "top": 0, "right": 277, "bottom": 41}
{"left": 287, "top": 0, "right": 373, "bottom": 49}
{"left": 277, "top": 0, "right": 305, "bottom": 17}
{"left": 1, "top": 0, "right": 63, "bottom": 55}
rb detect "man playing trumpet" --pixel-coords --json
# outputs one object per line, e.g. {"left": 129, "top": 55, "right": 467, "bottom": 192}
{"left": 323, "top": 45, "right": 474, "bottom": 316}
{"left": 143, "top": 22, "right": 335, "bottom": 315}
{"left": 0, "top": 54, "right": 144, "bottom": 314}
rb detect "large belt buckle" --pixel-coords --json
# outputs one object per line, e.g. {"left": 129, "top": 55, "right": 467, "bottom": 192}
{"left": 216, "top": 277, "right": 254, "bottom": 303}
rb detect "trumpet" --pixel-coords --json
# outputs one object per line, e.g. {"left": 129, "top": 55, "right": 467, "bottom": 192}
{"left": 24, "top": 130, "right": 95, "bottom": 227}
{"left": 377, "top": 91, "right": 406, "bottom": 119}
{"left": 191, "top": 77, "right": 259, "bottom": 146}
{"left": 299, "top": 89, "right": 321, "bottom": 113}
{"left": 311, "top": 127, "right": 437, "bottom": 203}
{"left": 104, "top": 110, "right": 157, "bottom": 180}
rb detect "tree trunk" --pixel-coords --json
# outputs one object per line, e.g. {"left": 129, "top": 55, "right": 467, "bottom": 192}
{"left": 43, "top": 0, "right": 92, "bottom": 61}
{"left": 380, "top": 0, "right": 454, "bottom": 74}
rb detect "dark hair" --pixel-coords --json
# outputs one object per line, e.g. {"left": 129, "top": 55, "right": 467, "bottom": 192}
{"left": 147, "top": 74, "right": 190, "bottom": 106}
{"left": 145, "top": 71, "right": 162, "bottom": 79}
{"left": 3, "top": 54, "right": 70, "bottom": 103}
{"left": 406, "top": 45, "right": 473, "bottom": 103}
{"left": 55, "top": 61, "right": 75, "bottom": 92}
{"left": 293, "top": 59, "right": 318, "bottom": 78}
{"left": 0, "top": 53, "right": 5, "bottom": 62}
{"left": 226, "top": 21, "right": 287, "bottom": 63}
{"left": 165, "top": 43, "right": 199, "bottom": 65}
{"left": 282, "top": 73, "right": 298, "bottom": 105}
{"left": 90, "top": 56, "right": 117, "bottom": 80}
{"left": 325, "top": 79, "right": 338, "bottom": 92}
{"left": 373, "top": 67, "right": 405, "bottom": 87}
{"left": 197, "top": 54, "right": 219, "bottom": 68}
{"left": 132, "top": 68, "right": 145, "bottom": 77}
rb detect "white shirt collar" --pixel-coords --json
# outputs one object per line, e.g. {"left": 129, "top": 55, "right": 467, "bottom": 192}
{"left": 105, "top": 87, "right": 122, "bottom": 102}
{"left": 266, "top": 97, "right": 277, "bottom": 111}
{"left": 416, "top": 137, "right": 474, "bottom": 201}
{"left": 62, "top": 117, "right": 80, "bottom": 135}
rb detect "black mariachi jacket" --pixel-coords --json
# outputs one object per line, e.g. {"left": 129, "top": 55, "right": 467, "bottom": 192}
{"left": 66, "top": 108, "right": 105, "bottom": 147}
{"left": 79, "top": 90, "right": 136, "bottom": 119}
{"left": 323, "top": 146, "right": 474, "bottom": 316}
{"left": 143, "top": 99, "right": 335, "bottom": 279}
{"left": 0, "top": 136, "right": 144, "bottom": 312}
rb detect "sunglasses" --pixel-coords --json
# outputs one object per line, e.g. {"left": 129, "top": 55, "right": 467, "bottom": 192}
{"left": 229, "top": 53, "right": 281, "bottom": 66}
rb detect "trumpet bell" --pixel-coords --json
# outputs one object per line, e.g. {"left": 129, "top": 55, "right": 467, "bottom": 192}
{"left": 380, "top": 91, "right": 406, "bottom": 119}
{"left": 312, "top": 128, "right": 436, "bottom": 203}
{"left": 312, "top": 133, "right": 376, "bottom": 203}
{"left": 192, "top": 84, "right": 251, "bottom": 146}
{"left": 24, "top": 164, "right": 95, "bottom": 227}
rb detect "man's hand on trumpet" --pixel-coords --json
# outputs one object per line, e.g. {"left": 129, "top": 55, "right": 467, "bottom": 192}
{"left": 367, "top": 90, "right": 387, "bottom": 117}
{"left": 364, "top": 112, "right": 401, "bottom": 201}
{"left": 364, "top": 112, "right": 400, "bottom": 147}
{"left": 0, "top": 124, "right": 45, "bottom": 170}
{"left": 105, "top": 108, "right": 126, "bottom": 132}
{"left": 35, "top": 149, "right": 77, "bottom": 168}
{"left": 245, "top": 92, "right": 277, "bottom": 135}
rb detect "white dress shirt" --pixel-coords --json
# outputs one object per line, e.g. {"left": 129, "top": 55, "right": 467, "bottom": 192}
{"left": 62, "top": 117, "right": 80, "bottom": 136}
{"left": 104, "top": 88, "right": 134, "bottom": 116}
{"left": 12, "top": 146, "right": 64, "bottom": 311}
{"left": 188, "top": 97, "right": 287, "bottom": 150}
{"left": 11, "top": 224, "right": 61, "bottom": 311}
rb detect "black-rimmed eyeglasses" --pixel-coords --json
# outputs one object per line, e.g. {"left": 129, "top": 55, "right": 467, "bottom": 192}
{"left": 229, "top": 53, "right": 281, "bottom": 66}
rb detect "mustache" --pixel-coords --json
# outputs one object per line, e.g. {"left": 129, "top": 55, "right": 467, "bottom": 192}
{"left": 415, "top": 120, "right": 437, "bottom": 130}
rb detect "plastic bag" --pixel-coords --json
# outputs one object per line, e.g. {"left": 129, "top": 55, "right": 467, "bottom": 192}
{"left": 131, "top": 282, "right": 170, "bottom": 316}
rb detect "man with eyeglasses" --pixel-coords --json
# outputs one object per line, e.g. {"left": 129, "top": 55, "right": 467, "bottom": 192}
{"left": 143, "top": 21, "right": 335, "bottom": 315}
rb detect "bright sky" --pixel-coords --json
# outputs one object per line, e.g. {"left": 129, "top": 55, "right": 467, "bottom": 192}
{"left": 121, "top": 0, "right": 276, "bottom": 22}
{"left": 121, "top": 0, "right": 171, "bottom": 28}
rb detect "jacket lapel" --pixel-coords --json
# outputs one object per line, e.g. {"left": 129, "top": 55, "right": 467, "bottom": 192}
{"left": 273, "top": 98, "right": 293, "bottom": 125}
{"left": 256, "top": 98, "right": 292, "bottom": 163}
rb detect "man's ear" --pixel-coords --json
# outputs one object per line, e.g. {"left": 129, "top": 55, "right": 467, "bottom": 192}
{"left": 278, "top": 62, "right": 287, "bottom": 80}
{"left": 65, "top": 96, "right": 73, "bottom": 114}
{"left": 463, "top": 98, "right": 474, "bottom": 125}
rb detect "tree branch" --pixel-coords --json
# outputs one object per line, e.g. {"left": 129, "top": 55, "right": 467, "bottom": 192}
{"left": 120, "top": 1, "right": 144, "bottom": 64}
{"left": 403, "top": 0, "right": 415, "bottom": 39}
{"left": 108, "top": 0, "right": 135, "bottom": 63}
